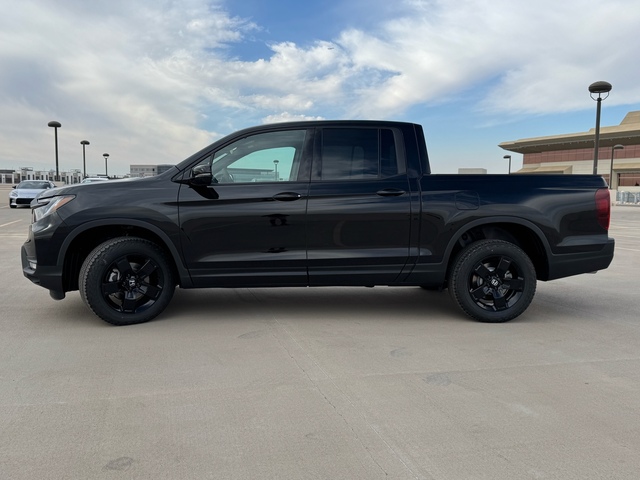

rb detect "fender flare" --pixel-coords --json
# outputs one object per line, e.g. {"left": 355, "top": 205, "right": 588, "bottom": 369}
{"left": 57, "top": 218, "right": 193, "bottom": 287}
{"left": 442, "top": 215, "right": 552, "bottom": 268}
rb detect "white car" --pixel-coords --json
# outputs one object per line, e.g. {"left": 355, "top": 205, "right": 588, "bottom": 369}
{"left": 9, "top": 180, "right": 57, "bottom": 208}
{"left": 81, "top": 177, "right": 110, "bottom": 184}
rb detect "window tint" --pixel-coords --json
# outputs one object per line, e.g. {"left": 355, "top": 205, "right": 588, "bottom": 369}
{"left": 193, "top": 130, "right": 306, "bottom": 183}
{"left": 320, "top": 128, "right": 401, "bottom": 180}
{"left": 380, "top": 129, "right": 399, "bottom": 177}
{"left": 226, "top": 146, "right": 297, "bottom": 182}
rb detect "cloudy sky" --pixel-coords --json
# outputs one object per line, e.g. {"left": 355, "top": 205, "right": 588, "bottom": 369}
{"left": 2, "top": 0, "right": 640, "bottom": 176}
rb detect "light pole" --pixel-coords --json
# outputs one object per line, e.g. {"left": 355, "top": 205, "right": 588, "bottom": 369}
{"left": 273, "top": 159, "right": 279, "bottom": 181}
{"left": 609, "top": 144, "right": 624, "bottom": 189}
{"left": 589, "top": 81, "right": 612, "bottom": 175}
{"left": 47, "top": 121, "right": 62, "bottom": 182}
{"left": 80, "top": 140, "right": 90, "bottom": 179}
{"left": 103, "top": 153, "right": 109, "bottom": 177}
{"left": 503, "top": 155, "right": 512, "bottom": 174}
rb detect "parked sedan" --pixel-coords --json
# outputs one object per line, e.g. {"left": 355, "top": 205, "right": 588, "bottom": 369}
{"left": 9, "top": 180, "right": 57, "bottom": 208}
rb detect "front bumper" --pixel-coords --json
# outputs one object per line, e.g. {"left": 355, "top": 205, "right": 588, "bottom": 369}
{"left": 21, "top": 224, "right": 65, "bottom": 295}
{"left": 10, "top": 197, "right": 35, "bottom": 206}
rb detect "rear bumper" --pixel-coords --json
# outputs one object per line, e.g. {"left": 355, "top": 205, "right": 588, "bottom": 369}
{"left": 547, "top": 238, "right": 615, "bottom": 280}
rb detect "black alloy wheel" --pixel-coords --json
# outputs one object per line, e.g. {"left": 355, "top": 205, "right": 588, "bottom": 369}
{"left": 80, "top": 237, "right": 176, "bottom": 325}
{"left": 449, "top": 240, "right": 536, "bottom": 323}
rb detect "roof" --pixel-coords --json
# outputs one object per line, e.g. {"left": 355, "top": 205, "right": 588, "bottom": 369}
{"left": 500, "top": 111, "right": 640, "bottom": 154}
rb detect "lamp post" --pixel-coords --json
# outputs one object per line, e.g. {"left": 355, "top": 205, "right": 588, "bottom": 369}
{"left": 80, "top": 140, "right": 90, "bottom": 179}
{"left": 273, "top": 159, "right": 279, "bottom": 181}
{"left": 589, "top": 81, "right": 612, "bottom": 175}
{"left": 503, "top": 155, "right": 512, "bottom": 174}
{"left": 47, "top": 121, "right": 62, "bottom": 181}
{"left": 103, "top": 153, "right": 109, "bottom": 177}
{"left": 609, "top": 144, "right": 624, "bottom": 190}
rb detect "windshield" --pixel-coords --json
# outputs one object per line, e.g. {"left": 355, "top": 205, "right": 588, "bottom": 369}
{"left": 18, "top": 181, "right": 51, "bottom": 189}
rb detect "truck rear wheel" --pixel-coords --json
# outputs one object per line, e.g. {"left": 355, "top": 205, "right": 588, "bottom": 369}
{"left": 449, "top": 240, "right": 536, "bottom": 323}
{"left": 79, "top": 237, "right": 175, "bottom": 326}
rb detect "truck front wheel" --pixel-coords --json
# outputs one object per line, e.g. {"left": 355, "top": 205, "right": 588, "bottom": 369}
{"left": 449, "top": 240, "right": 536, "bottom": 323}
{"left": 79, "top": 237, "right": 176, "bottom": 326}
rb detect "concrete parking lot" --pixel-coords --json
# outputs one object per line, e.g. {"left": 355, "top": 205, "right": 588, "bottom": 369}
{"left": 1, "top": 194, "right": 639, "bottom": 479}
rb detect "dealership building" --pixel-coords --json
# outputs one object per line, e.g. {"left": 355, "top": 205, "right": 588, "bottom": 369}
{"left": 500, "top": 111, "right": 640, "bottom": 191}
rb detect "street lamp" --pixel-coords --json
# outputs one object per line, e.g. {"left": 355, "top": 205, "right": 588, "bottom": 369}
{"left": 80, "top": 140, "right": 90, "bottom": 179}
{"left": 609, "top": 144, "right": 624, "bottom": 190}
{"left": 503, "top": 155, "right": 512, "bottom": 174}
{"left": 103, "top": 153, "right": 109, "bottom": 177}
{"left": 589, "top": 81, "right": 612, "bottom": 175}
{"left": 47, "top": 121, "right": 62, "bottom": 181}
{"left": 273, "top": 159, "right": 279, "bottom": 181}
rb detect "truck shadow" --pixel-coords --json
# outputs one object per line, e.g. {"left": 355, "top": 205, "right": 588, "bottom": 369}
{"left": 48, "top": 286, "right": 588, "bottom": 327}
{"left": 163, "top": 286, "right": 468, "bottom": 324}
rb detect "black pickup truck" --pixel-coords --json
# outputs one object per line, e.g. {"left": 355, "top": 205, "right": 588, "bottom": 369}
{"left": 22, "top": 120, "right": 615, "bottom": 325}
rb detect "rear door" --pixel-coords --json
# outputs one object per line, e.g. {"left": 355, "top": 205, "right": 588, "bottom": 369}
{"left": 306, "top": 126, "right": 413, "bottom": 285}
{"left": 178, "top": 128, "right": 312, "bottom": 287}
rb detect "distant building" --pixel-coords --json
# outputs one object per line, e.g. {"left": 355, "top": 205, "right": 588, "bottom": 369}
{"left": 458, "top": 168, "right": 487, "bottom": 174}
{"left": 500, "top": 111, "right": 640, "bottom": 190}
{"left": 130, "top": 165, "right": 157, "bottom": 178}
{"left": 0, "top": 168, "right": 82, "bottom": 185}
{"left": 1, "top": 163, "right": 178, "bottom": 184}
{"left": 0, "top": 169, "right": 19, "bottom": 184}
{"left": 156, "top": 164, "right": 174, "bottom": 175}
{"left": 130, "top": 164, "right": 175, "bottom": 177}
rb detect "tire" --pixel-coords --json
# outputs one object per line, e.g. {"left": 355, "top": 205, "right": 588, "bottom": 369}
{"left": 79, "top": 237, "right": 176, "bottom": 326}
{"left": 448, "top": 240, "right": 536, "bottom": 323}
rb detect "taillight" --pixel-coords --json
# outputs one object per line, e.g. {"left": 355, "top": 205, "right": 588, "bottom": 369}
{"left": 595, "top": 188, "right": 610, "bottom": 230}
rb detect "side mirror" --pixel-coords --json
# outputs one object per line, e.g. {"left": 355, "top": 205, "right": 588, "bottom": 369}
{"left": 190, "top": 164, "right": 213, "bottom": 186}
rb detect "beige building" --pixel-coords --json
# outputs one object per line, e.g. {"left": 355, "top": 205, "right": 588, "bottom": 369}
{"left": 500, "top": 111, "right": 640, "bottom": 191}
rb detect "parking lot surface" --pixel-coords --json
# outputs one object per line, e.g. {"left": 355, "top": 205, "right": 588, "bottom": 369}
{"left": 1, "top": 198, "right": 639, "bottom": 479}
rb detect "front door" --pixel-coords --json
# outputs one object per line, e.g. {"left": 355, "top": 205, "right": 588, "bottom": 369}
{"left": 178, "top": 128, "right": 311, "bottom": 287}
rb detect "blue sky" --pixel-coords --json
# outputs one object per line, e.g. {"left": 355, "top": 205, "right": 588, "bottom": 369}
{"left": 1, "top": 0, "right": 640, "bottom": 176}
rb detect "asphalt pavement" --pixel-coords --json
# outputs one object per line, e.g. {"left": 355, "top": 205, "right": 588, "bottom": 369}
{"left": 1, "top": 195, "right": 639, "bottom": 479}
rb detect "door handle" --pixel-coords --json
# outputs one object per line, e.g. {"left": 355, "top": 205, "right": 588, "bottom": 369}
{"left": 376, "top": 189, "right": 406, "bottom": 197}
{"left": 272, "top": 192, "right": 303, "bottom": 201}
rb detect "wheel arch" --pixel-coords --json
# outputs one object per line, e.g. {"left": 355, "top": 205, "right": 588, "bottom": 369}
{"left": 444, "top": 217, "right": 552, "bottom": 282}
{"left": 59, "top": 219, "right": 191, "bottom": 292}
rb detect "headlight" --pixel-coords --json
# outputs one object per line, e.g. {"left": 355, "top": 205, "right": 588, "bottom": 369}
{"left": 10, "top": 191, "right": 18, "bottom": 197}
{"left": 32, "top": 195, "right": 75, "bottom": 222}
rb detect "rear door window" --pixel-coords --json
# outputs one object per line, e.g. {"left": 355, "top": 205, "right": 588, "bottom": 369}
{"left": 316, "top": 128, "right": 404, "bottom": 181}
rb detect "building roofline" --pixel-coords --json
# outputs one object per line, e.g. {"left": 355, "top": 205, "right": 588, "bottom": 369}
{"left": 500, "top": 111, "right": 640, "bottom": 154}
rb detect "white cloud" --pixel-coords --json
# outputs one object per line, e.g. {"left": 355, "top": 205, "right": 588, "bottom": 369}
{"left": 337, "top": 0, "right": 640, "bottom": 117}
